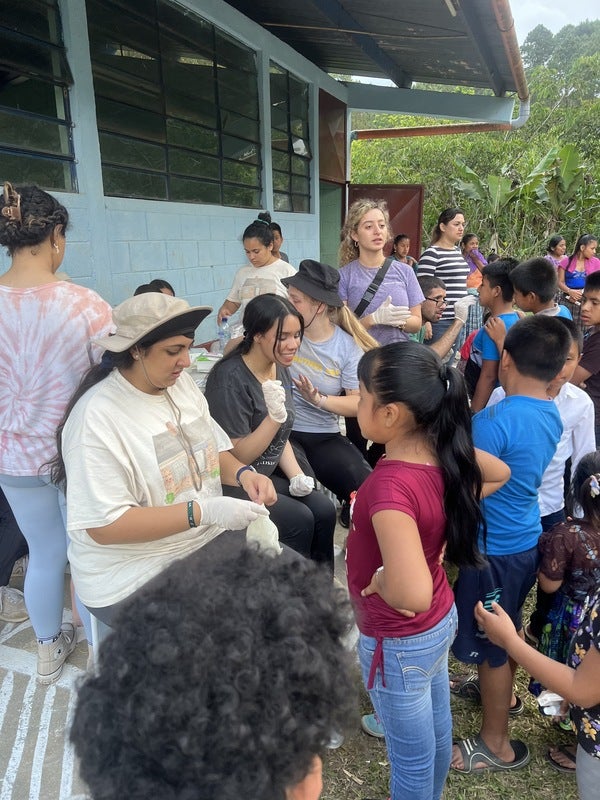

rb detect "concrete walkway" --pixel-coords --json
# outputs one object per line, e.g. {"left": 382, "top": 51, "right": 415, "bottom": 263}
{"left": 0, "top": 575, "right": 87, "bottom": 800}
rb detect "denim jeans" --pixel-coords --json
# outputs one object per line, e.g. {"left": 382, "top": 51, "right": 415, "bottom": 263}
{"left": 577, "top": 745, "right": 600, "bottom": 800}
{"left": 358, "top": 605, "right": 458, "bottom": 800}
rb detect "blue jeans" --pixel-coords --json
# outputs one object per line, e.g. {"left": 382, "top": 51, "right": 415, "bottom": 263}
{"left": 358, "top": 605, "right": 458, "bottom": 800}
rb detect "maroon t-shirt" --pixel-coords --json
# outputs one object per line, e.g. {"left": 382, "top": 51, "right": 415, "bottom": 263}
{"left": 346, "top": 458, "right": 454, "bottom": 639}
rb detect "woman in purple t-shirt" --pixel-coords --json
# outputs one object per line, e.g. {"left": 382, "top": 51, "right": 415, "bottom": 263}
{"left": 338, "top": 199, "right": 424, "bottom": 347}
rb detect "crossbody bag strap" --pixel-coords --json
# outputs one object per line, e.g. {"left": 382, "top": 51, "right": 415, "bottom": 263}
{"left": 353, "top": 257, "right": 394, "bottom": 318}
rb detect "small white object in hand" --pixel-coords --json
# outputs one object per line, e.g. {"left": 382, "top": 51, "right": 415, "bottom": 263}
{"left": 246, "top": 513, "right": 282, "bottom": 556}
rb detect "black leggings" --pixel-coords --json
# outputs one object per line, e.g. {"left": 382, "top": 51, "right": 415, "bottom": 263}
{"left": 223, "top": 474, "right": 336, "bottom": 570}
{"left": 290, "top": 430, "right": 371, "bottom": 502}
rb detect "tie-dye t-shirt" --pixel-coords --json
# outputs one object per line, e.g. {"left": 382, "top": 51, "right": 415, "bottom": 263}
{"left": 0, "top": 281, "right": 113, "bottom": 476}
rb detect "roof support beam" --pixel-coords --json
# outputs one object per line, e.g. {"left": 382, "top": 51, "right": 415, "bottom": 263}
{"left": 459, "top": 0, "right": 505, "bottom": 96}
{"left": 307, "top": 0, "right": 412, "bottom": 88}
{"left": 346, "top": 83, "right": 515, "bottom": 122}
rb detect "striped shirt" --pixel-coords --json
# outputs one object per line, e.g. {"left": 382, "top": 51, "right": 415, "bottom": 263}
{"left": 417, "top": 246, "right": 469, "bottom": 320}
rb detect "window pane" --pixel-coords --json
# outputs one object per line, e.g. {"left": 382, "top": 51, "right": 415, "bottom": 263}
{"left": 169, "top": 148, "right": 219, "bottom": 180}
{"left": 273, "top": 170, "right": 289, "bottom": 192}
{"left": 96, "top": 97, "right": 165, "bottom": 143}
{"left": 0, "top": 151, "right": 74, "bottom": 191}
{"left": 292, "top": 194, "right": 310, "bottom": 213}
{"left": 165, "top": 92, "right": 218, "bottom": 129}
{"left": 167, "top": 119, "right": 218, "bottom": 154}
{"left": 271, "top": 151, "right": 289, "bottom": 172}
{"left": 170, "top": 176, "right": 221, "bottom": 204}
{"left": 99, "top": 132, "right": 166, "bottom": 171}
{"left": 159, "top": 3, "right": 214, "bottom": 54}
{"left": 0, "top": 30, "right": 72, "bottom": 85}
{"left": 220, "top": 110, "right": 259, "bottom": 141}
{"left": 2, "top": 3, "right": 61, "bottom": 44}
{"left": 291, "top": 175, "right": 309, "bottom": 195}
{"left": 222, "top": 160, "right": 259, "bottom": 187}
{"left": 0, "top": 78, "right": 67, "bottom": 119}
{"left": 103, "top": 165, "right": 167, "bottom": 199}
{"left": 291, "top": 155, "right": 310, "bottom": 176}
{"left": 271, "top": 129, "right": 288, "bottom": 152}
{"left": 273, "top": 192, "right": 291, "bottom": 212}
{"left": 222, "top": 136, "right": 259, "bottom": 164}
{"left": 215, "top": 31, "right": 255, "bottom": 73}
{"left": 223, "top": 185, "right": 260, "bottom": 208}
{"left": 218, "top": 72, "right": 258, "bottom": 117}
{"left": 0, "top": 109, "right": 71, "bottom": 156}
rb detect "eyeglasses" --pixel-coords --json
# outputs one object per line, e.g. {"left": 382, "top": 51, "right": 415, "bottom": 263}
{"left": 425, "top": 296, "right": 447, "bottom": 307}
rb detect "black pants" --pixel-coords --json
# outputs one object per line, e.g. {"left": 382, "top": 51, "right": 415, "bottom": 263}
{"left": 223, "top": 474, "right": 336, "bottom": 570}
{"left": 343, "top": 417, "right": 385, "bottom": 468}
{"left": 290, "top": 430, "right": 371, "bottom": 502}
{"left": 0, "top": 487, "right": 28, "bottom": 586}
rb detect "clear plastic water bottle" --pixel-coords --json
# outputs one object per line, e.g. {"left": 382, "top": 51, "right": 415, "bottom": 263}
{"left": 215, "top": 317, "right": 230, "bottom": 354}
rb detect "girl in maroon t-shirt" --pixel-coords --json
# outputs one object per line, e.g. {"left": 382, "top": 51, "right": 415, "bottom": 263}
{"left": 346, "top": 341, "right": 509, "bottom": 800}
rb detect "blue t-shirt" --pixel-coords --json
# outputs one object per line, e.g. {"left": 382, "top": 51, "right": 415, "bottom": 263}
{"left": 481, "top": 312, "right": 521, "bottom": 361}
{"left": 473, "top": 396, "right": 562, "bottom": 555}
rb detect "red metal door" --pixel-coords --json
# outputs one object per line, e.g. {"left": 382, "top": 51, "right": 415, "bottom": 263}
{"left": 348, "top": 184, "right": 424, "bottom": 261}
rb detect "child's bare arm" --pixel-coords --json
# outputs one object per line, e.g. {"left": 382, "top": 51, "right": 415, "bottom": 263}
{"left": 474, "top": 448, "right": 510, "bottom": 498}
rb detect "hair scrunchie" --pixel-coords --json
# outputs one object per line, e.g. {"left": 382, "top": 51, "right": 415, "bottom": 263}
{"left": 439, "top": 363, "right": 450, "bottom": 391}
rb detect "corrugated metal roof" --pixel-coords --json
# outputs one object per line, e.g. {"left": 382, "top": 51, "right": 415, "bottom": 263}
{"left": 225, "top": 0, "right": 520, "bottom": 96}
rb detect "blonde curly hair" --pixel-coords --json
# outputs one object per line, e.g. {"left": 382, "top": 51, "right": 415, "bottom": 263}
{"left": 338, "top": 198, "right": 392, "bottom": 266}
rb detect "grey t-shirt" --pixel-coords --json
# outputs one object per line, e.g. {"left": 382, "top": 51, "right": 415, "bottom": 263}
{"left": 204, "top": 355, "right": 294, "bottom": 476}
{"left": 291, "top": 326, "right": 362, "bottom": 433}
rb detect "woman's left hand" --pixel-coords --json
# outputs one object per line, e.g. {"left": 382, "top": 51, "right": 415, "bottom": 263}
{"left": 361, "top": 568, "right": 415, "bottom": 617}
{"left": 240, "top": 470, "right": 277, "bottom": 506}
{"left": 293, "top": 374, "right": 323, "bottom": 407}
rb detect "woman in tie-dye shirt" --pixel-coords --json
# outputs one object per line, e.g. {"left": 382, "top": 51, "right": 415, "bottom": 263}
{"left": 0, "top": 183, "right": 112, "bottom": 684}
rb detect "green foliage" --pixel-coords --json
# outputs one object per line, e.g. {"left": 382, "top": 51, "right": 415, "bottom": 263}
{"left": 350, "top": 20, "right": 600, "bottom": 258}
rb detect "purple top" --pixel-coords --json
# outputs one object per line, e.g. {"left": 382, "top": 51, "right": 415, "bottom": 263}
{"left": 338, "top": 258, "right": 424, "bottom": 346}
{"left": 464, "top": 249, "right": 487, "bottom": 274}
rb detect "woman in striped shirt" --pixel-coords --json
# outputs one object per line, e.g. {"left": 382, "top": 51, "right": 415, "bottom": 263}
{"left": 418, "top": 208, "right": 469, "bottom": 346}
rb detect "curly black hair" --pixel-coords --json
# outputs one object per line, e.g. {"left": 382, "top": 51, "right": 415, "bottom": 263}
{"left": 0, "top": 183, "right": 69, "bottom": 255}
{"left": 71, "top": 540, "right": 356, "bottom": 799}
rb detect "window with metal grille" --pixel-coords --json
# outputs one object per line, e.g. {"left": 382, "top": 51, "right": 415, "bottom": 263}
{"left": 86, "top": 0, "right": 261, "bottom": 206}
{"left": 0, "top": 1, "right": 76, "bottom": 191}
{"left": 270, "top": 63, "right": 311, "bottom": 213}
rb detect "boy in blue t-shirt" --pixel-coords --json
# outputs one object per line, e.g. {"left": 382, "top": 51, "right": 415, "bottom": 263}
{"left": 469, "top": 258, "right": 520, "bottom": 412}
{"left": 451, "top": 316, "right": 571, "bottom": 775}
{"left": 510, "top": 257, "right": 572, "bottom": 319}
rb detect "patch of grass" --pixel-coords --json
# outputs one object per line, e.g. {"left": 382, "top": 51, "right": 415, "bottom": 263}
{"left": 322, "top": 580, "right": 579, "bottom": 800}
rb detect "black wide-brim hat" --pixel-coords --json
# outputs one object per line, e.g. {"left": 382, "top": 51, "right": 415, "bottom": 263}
{"left": 282, "top": 259, "right": 343, "bottom": 307}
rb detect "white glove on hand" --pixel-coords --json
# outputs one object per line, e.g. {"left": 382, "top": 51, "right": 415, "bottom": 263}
{"left": 371, "top": 296, "right": 411, "bottom": 327}
{"left": 199, "top": 497, "right": 268, "bottom": 530}
{"left": 453, "top": 294, "right": 477, "bottom": 324}
{"left": 262, "top": 379, "right": 287, "bottom": 423}
{"left": 289, "top": 474, "right": 315, "bottom": 497}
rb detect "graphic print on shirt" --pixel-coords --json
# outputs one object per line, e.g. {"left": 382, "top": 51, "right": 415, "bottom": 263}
{"left": 153, "top": 417, "right": 221, "bottom": 503}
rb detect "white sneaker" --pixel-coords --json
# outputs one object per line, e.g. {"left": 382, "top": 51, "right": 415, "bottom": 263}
{"left": 37, "top": 623, "right": 77, "bottom": 684}
{"left": 0, "top": 586, "right": 29, "bottom": 622}
{"left": 10, "top": 555, "right": 29, "bottom": 579}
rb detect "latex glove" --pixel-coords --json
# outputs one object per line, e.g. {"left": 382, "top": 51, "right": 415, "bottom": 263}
{"left": 262, "top": 379, "right": 287, "bottom": 423}
{"left": 453, "top": 294, "right": 477, "bottom": 324}
{"left": 289, "top": 474, "right": 315, "bottom": 497}
{"left": 199, "top": 497, "right": 268, "bottom": 530}
{"left": 246, "top": 514, "right": 282, "bottom": 556}
{"left": 371, "top": 296, "right": 411, "bottom": 327}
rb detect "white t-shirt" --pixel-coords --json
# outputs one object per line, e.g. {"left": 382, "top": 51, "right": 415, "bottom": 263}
{"left": 226, "top": 258, "right": 296, "bottom": 307}
{"left": 290, "top": 326, "right": 362, "bottom": 433}
{"left": 63, "top": 370, "right": 232, "bottom": 607}
{"left": 488, "top": 383, "right": 595, "bottom": 516}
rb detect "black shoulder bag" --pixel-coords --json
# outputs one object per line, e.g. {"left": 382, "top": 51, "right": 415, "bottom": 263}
{"left": 353, "top": 257, "right": 395, "bottom": 318}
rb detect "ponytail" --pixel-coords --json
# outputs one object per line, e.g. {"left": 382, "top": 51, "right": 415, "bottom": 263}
{"left": 358, "top": 343, "right": 485, "bottom": 568}
{"left": 331, "top": 305, "right": 379, "bottom": 351}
